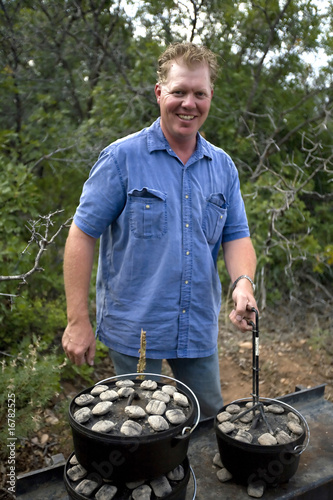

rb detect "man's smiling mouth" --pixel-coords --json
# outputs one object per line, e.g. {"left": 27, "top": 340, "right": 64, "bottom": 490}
{"left": 178, "top": 114, "right": 195, "bottom": 121}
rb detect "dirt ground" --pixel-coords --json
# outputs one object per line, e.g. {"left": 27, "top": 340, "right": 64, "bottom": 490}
{"left": 1, "top": 306, "right": 332, "bottom": 488}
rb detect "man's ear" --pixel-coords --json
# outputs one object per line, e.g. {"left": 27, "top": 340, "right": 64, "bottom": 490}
{"left": 154, "top": 83, "right": 161, "bottom": 104}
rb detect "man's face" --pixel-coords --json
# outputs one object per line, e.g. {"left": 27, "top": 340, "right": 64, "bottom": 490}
{"left": 154, "top": 61, "right": 213, "bottom": 147}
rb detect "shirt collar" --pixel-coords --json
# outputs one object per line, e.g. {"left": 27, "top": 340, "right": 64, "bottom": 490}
{"left": 147, "top": 118, "right": 213, "bottom": 161}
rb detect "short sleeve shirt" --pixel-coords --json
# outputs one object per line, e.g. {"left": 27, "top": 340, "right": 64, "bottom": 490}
{"left": 74, "top": 118, "right": 250, "bottom": 358}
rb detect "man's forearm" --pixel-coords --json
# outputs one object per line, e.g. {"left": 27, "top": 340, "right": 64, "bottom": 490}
{"left": 222, "top": 237, "right": 257, "bottom": 284}
{"left": 64, "top": 222, "right": 97, "bottom": 324}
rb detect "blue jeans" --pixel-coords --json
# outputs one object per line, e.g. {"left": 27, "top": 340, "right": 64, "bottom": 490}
{"left": 109, "top": 349, "right": 224, "bottom": 420}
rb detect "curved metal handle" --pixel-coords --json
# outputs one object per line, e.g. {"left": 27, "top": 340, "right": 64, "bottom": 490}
{"left": 97, "top": 372, "right": 201, "bottom": 433}
{"left": 190, "top": 465, "right": 197, "bottom": 499}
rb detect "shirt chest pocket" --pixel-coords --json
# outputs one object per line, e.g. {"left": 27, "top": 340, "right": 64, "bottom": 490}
{"left": 202, "top": 193, "right": 227, "bottom": 245}
{"left": 128, "top": 188, "right": 167, "bottom": 239}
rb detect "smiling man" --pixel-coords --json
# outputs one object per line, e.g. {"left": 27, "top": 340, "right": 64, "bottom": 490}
{"left": 62, "top": 42, "right": 257, "bottom": 419}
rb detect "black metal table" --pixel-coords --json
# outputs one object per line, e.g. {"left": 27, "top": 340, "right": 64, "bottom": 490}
{"left": 16, "top": 384, "right": 333, "bottom": 500}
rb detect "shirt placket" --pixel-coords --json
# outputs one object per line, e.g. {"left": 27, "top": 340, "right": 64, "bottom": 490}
{"left": 177, "top": 166, "right": 193, "bottom": 355}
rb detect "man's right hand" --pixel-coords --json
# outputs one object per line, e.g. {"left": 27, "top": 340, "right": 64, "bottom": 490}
{"left": 62, "top": 320, "right": 96, "bottom": 366}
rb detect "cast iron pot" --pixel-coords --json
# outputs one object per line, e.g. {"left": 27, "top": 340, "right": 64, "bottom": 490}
{"left": 64, "top": 452, "right": 192, "bottom": 500}
{"left": 214, "top": 397, "right": 310, "bottom": 487}
{"left": 69, "top": 373, "right": 200, "bottom": 483}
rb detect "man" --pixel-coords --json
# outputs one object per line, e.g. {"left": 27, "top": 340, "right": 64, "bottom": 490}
{"left": 62, "top": 42, "right": 257, "bottom": 419}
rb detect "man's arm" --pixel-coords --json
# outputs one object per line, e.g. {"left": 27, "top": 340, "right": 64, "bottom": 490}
{"left": 222, "top": 237, "right": 258, "bottom": 332}
{"left": 62, "top": 222, "right": 97, "bottom": 366}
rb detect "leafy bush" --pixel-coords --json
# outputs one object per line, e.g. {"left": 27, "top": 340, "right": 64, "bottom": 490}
{"left": 0, "top": 337, "right": 65, "bottom": 459}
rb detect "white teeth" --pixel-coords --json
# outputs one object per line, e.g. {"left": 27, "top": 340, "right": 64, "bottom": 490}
{"left": 178, "top": 115, "right": 194, "bottom": 120}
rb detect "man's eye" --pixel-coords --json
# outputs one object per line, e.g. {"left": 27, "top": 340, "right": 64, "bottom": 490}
{"left": 173, "top": 91, "right": 184, "bottom": 95}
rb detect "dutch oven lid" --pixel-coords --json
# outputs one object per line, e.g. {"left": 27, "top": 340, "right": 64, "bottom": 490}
{"left": 69, "top": 373, "right": 200, "bottom": 441}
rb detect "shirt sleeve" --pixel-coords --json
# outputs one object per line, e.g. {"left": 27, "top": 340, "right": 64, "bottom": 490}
{"left": 221, "top": 156, "right": 250, "bottom": 243}
{"left": 74, "top": 147, "right": 127, "bottom": 238}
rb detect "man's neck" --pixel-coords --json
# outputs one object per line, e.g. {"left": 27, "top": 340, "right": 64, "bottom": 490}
{"left": 162, "top": 128, "right": 197, "bottom": 165}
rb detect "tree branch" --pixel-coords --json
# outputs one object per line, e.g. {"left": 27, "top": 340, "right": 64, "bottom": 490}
{"left": 0, "top": 211, "right": 72, "bottom": 285}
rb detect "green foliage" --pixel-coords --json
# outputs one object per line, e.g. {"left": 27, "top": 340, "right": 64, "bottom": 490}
{"left": 0, "top": 0, "right": 332, "bottom": 359}
{"left": 0, "top": 337, "right": 64, "bottom": 456}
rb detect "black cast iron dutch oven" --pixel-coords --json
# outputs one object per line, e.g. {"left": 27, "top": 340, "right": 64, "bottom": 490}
{"left": 69, "top": 373, "right": 200, "bottom": 483}
{"left": 214, "top": 397, "right": 310, "bottom": 487}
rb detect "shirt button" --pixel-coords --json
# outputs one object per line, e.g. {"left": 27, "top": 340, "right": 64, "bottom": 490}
{"left": 185, "top": 280, "right": 188, "bottom": 285}
{"left": 185, "top": 195, "right": 189, "bottom": 199}
{"left": 185, "top": 223, "right": 189, "bottom": 228}
{"left": 146, "top": 205, "right": 150, "bottom": 209}
{"left": 186, "top": 251, "right": 190, "bottom": 255}
{"left": 220, "top": 215, "right": 223, "bottom": 219}
{"left": 182, "top": 309, "right": 186, "bottom": 314}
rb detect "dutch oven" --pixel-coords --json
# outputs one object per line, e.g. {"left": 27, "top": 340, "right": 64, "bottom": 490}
{"left": 64, "top": 452, "right": 192, "bottom": 500}
{"left": 214, "top": 397, "right": 310, "bottom": 487}
{"left": 68, "top": 373, "right": 200, "bottom": 483}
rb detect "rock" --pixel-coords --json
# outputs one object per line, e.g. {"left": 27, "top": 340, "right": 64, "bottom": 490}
{"left": 287, "top": 421, "right": 303, "bottom": 435}
{"left": 116, "top": 379, "right": 135, "bottom": 387}
{"left": 118, "top": 387, "right": 135, "bottom": 398}
{"left": 238, "top": 341, "right": 253, "bottom": 349}
{"left": 95, "top": 484, "right": 118, "bottom": 500}
{"left": 218, "top": 421, "right": 235, "bottom": 434}
{"left": 40, "top": 433, "right": 49, "bottom": 445}
{"left": 69, "top": 454, "right": 79, "bottom": 465}
{"left": 92, "top": 401, "right": 113, "bottom": 416}
{"left": 212, "top": 452, "right": 223, "bottom": 468}
{"left": 216, "top": 411, "right": 231, "bottom": 423}
{"left": 173, "top": 393, "right": 189, "bottom": 407}
{"left": 167, "top": 464, "right": 184, "bottom": 481}
{"left": 132, "top": 484, "right": 152, "bottom": 499}
{"left": 216, "top": 468, "right": 233, "bottom": 482}
{"left": 67, "top": 464, "right": 87, "bottom": 481}
{"left": 44, "top": 409, "right": 59, "bottom": 425}
{"left": 152, "top": 390, "right": 170, "bottom": 404}
{"left": 165, "top": 409, "right": 186, "bottom": 425}
{"left": 91, "top": 385, "right": 109, "bottom": 396}
{"left": 267, "top": 404, "right": 285, "bottom": 414}
{"left": 234, "top": 429, "right": 253, "bottom": 444}
{"left": 125, "top": 405, "right": 146, "bottom": 419}
{"left": 74, "top": 394, "right": 95, "bottom": 406}
{"left": 288, "top": 412, "right": 300, "bottom": 423}
{"left": 148, "top": 415, "right": 169, "bottom": 432}
{"left": 91, "top": 420, "right": 116, "bottom": 433}
{"left": 74, "top": 407, "right": 92, "bottom": 424}
{"left": 162, "top": 385, "right": 177, "bottom": 396}
{"left": 225, "top": 404, "right": 241, "bottom": 414}
{"left": 75, "top": 479, "right": 99, "bottom": 496}
{"left": 258, "top": 433, "right": 278, "bottom": 445}
{"left": 150, "top": 476, "right": 172, "bottom": 497}
{"left": 125, "top": 479, "right": 145, "bottom": 489}
{"left": 276, "top": 430, "right": 293, "bottom": 444}
{"left": 100, "top": 390, "right": 119, "bottom": 402}
{"left": 247, "top": 483, "right": 265, "bottom": 498}
{"left": 120, "top": 420, "right": 142, "bottom": 436}
{"left": 146, "top": 400, "right": 166, "bottom": 415}
{"left": 240, "top": 411, "right": 254, "bottom": 423}
{"left": 140, "top": 380, "right": 158, "bottom": 391}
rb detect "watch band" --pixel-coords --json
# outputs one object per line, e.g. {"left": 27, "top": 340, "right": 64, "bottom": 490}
{"left": 231, "top": 275, "right": 256, "bottom": 292}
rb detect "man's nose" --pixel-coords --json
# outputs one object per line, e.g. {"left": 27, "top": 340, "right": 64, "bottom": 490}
{"left": 182, "top": 93, "right": 196, "bottom": 108}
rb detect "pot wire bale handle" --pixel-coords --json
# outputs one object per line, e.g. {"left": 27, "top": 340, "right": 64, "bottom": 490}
{"left": 97, "top": 372, "right": 201, "bottom": 433}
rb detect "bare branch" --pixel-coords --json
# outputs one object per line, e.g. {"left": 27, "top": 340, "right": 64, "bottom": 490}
{"left": 0, "top": 211, "right": 72, "bottom": 285}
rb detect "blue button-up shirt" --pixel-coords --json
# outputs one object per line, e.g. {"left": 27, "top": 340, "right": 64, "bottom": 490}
{"left": 74, "top": 118, "right": 250, "bottom": 359}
